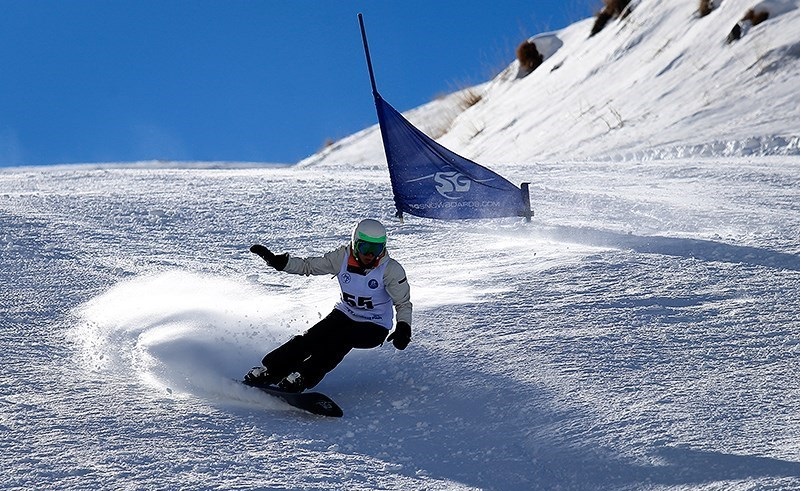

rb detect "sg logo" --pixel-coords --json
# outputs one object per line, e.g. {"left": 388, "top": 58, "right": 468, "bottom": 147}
{"left": 433, "top": 172, "right": 471, "bottom": 199}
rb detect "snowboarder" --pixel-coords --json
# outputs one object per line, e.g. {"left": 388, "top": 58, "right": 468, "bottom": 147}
{"left": 244, "top": 218, "right": 412, "bottom": 392}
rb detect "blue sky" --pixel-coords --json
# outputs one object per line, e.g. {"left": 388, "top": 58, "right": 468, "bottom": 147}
{"left": 0, "top": 1, "right": 597, "bottom": 167}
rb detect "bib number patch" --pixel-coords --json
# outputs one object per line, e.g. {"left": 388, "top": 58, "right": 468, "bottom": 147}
{"left": 342, "top": 293, "right": 374, "bottom": 310}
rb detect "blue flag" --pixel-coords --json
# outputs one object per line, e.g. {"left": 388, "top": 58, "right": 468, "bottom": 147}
{"left": 375, "top": 94, "right": 531, "bottom": 220}
{"left": 359, "top": 13, "right": 532, "bottom": 220}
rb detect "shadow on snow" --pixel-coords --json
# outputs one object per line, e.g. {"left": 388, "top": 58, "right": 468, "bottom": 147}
{"left": 249, "top": 347, "right": 800, "bottom": 490}
{"left": 541, "top": 225, "right": 799, "bottom": 271}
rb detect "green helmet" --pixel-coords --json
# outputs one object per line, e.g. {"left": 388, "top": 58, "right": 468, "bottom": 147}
{"left": 351, "top": 219, "right": 387, "bottom": 257}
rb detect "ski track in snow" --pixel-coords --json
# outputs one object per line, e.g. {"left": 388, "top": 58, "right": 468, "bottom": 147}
{"left": 0, "top": 156, "right": 798, "bottom": 490}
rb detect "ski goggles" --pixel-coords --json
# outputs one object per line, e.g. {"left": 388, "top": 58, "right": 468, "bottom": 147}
{"left": 355, "top": 240, "right": 385, "bottom": 256}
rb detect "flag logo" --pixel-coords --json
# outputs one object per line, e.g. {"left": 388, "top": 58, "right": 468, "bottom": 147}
{"left": 434, "top": 172, "right": 471, "bottom": 199}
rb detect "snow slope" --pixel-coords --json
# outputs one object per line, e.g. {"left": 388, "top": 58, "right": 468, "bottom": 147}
{"left": 0, "top": 0, "right": 799, "bottom": 490}
{"left": 301, "top": 0, "right": 799, "bottom": 168}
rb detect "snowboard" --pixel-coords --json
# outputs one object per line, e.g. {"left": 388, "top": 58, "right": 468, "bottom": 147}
{"left": 242, "top": 380, "right": 344, "bottom": 418}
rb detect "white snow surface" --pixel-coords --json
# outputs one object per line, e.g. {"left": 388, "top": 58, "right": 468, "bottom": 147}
{"left": 0, "top": 1, "right": 799, "bottom": 490}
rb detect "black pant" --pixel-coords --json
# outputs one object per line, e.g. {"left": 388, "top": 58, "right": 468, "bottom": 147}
{"left": 261, "top": 309, "right": 388, "bottom": 389}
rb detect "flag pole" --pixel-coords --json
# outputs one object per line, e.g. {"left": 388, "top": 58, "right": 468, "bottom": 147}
{"left": 358, "top": 13, "right": 379, "bottom": 96}
{"left": 359, "top": 13, "right": 404, "bottom": 221}
{"left": 520, "top": 183, "right": 534, "bottom": 222}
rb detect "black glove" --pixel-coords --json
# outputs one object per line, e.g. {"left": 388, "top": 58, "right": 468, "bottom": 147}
{"left": 387, "top": 321, "right": 411, "bottom": 350}
{"left": 250, "top": 244, "right": 289, "bottom": 271}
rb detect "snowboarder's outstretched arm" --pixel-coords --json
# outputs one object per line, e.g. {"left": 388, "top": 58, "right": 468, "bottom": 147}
{"left": 250, "top": 244, "right": 345, "bottom": 276}
{"left": 250, "top": 244, "right": 289, "bottom": 270}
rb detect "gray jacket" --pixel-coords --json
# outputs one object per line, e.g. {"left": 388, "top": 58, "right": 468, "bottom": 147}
{"left": 283, "top": 245, "right": 413, "bottom": 326}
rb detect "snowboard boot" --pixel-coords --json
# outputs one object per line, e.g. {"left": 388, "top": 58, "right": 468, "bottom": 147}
{"left": 278, "top": 372, "right": 305, "bottom": 393}
{"left": 244, "top": 366, "right": 282, "bottom": 386}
